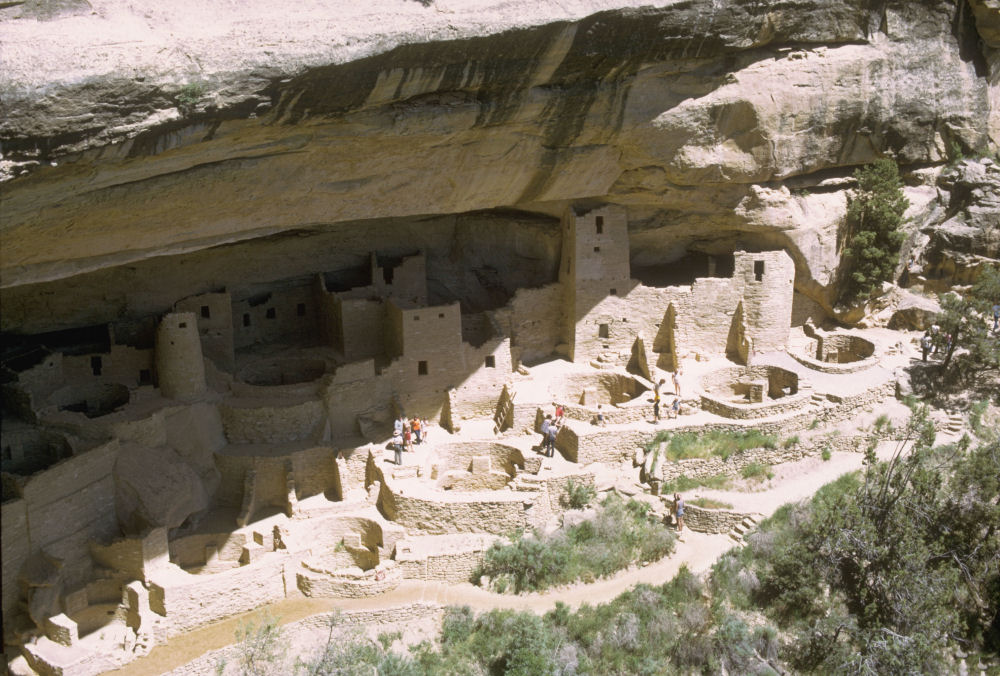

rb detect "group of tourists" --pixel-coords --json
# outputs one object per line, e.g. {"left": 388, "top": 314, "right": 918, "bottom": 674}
{"left": 390, "top": 416, "right": 430, "bottom": 465}
{"left": 539, "top": 407, "right": 563, "bottom": 457}
{"left": 653, "top": 369, "right": 682, "bottom": 421}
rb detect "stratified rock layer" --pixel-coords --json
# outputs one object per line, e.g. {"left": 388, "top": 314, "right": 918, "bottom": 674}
{"left": 0, "top": 0, "right": 997, "bottom": 323}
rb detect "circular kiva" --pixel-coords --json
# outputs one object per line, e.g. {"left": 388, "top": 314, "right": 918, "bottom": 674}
{"left": 698, "top": 365, "right": 811, "bottom": 420}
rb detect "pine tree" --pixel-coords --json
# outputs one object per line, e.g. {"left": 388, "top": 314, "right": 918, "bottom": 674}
{"left": 840, "top": 158, "right": 909, "bottom": 303}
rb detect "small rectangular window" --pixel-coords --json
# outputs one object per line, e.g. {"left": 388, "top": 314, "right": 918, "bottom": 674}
{"left": 139, "top": 369, "right": 152, "bottom": 385}
{"left": 609, "top": 288, "right": 617, "bottom": 296}
{"left": 418, "top": 360, "right": 428, "bottom": 376}
{"left": 266, "top": 307, "right": 276, "bottom": 319}
{"left": 438, "top": 313, "right": 445, "bottom": 318}
{"left": 485, "top": 356, "right": 496, "bottom": 368}
{"left": 178, "top": 322, "right": 187, "bottom": 329}
{"left": 598, "top": 324, "right": 609, "bottom": 339}
{"left": 754, "top": 260, "right": 765, "bottom": 281}
{"left": 596, "top": 216, "right": 604, "bottom": 234}
{"left": 90, "top": 356, "right": 102, "bottom": 376}
{"left": 593, "top": 246, "right": 600, "bottom": 253}
{"left": 414, "top": 315, "right": 420, "bottom": 321}
{"left": 297, "top": 303, "right": 306, "bottom": 316}
{"left": 200, "top": 305, "right": 211, "bottom": 319}
{"left": 243, "top": 313, "right": 251, "bottom": 327}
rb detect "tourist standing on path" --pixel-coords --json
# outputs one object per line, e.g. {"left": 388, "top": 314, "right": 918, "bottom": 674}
{"left": 670, "top": 397, "right": 680, "bottom": 419}
{"left": 540, "top": 414, "right": 553, "bottom": 453}
{"left": 595, "top": 404, "right": 606, "bottom": 426}
{"left": 392, "top": 430, "right": 403, "bottom": 465}
{"left": 654, "top": 378, "right": 665, "bottom": 421}
{"left": 421, "top": 418, "right": 430, "bottom": 443}
{"left": 555, "top": 403, "right": 564, "bottom": 423}
{"left": 546, "top": 421, "right": 558, "bottom": 457}
{"left": 920, "top": 332, "right": 932, "bottom": 362}
{"left": 674, "top": 493, "right": 685, "bottom": 532}
{"left": 411, "top": 417, "right": 422, "bottom": 445}
{"left": 394, "top": 416, "right": 404, "bottom": 436}
{"left": 672, "top": 368, "right": 681, "bottom": 397}
{"left": 993, "top": 303, "right": 999, "bottom": 332}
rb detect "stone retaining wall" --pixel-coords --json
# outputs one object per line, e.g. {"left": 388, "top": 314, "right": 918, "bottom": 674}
{"left": 682, "top": 505, "right": 755, "bottom": 534}
{"left": 394, "top": 534, "right": 499, "bottom": 583}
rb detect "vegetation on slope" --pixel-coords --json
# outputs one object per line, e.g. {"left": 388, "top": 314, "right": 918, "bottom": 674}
{"left": 474, "top": 493, "right": 675, "bottom": 593}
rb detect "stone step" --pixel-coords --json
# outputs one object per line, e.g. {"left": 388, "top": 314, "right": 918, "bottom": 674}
{"left": 728, "top": 532, "right": 744, "bottom": 544}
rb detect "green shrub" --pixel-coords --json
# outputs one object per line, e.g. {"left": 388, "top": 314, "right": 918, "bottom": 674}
{"left": 561, "top": 477, "right": 596, "bottom": 509}
{"left": 476, "top": 494, "right": 675, "bottom": 593}
{"left": 740, "top": 462, "right": 773, "bottom": 481}
{"left": 176, "top": 82, "right": 204, "bottom": 111}
{"left": 235, "top": 611, "right": 285, "bottom": 676}
{"left": 648, "top": 429, "right": 777, "bottom": 462}
{"left": 688, "top": 497, "right": 734, "bottom": 510}
{"left": 782, "top": 435, "right": 799, "bottom": 448}
{"left": 661, "top": 473, "right": 731, "bottom": 494}
{"left": 820, "top": 445, "right": 832, "bottom": 461}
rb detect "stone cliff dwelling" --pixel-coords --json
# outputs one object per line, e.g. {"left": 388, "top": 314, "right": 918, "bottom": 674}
{"left": 2, "top": 0, "right": 996, "bottom": 672}
{"left": 0, "top": 202, "right": 906, "bottom": 675}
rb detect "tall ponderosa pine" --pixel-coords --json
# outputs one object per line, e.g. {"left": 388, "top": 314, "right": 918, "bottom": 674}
{"left": 840, "top": 158, "right": 909, "bottom": 303}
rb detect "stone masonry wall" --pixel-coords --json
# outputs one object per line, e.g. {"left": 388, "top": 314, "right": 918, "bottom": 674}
{"left": 683, "top": 506, "right": 752, "bottom": 534}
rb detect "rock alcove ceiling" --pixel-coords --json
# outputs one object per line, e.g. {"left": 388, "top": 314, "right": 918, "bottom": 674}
{"left": 1, "top": 0, "right": 997, "bottom": 335}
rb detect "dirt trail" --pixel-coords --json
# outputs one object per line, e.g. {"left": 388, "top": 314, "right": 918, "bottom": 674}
{"left": 107, "top": 448, "right": 881, "bottom": 676}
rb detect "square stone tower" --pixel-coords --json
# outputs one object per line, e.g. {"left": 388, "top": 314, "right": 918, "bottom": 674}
{"left": 559, "top": 205, "right": 630, "bottom": 362}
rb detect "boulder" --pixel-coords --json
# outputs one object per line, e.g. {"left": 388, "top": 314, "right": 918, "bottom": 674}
{"left": 886, "top": 291, "right": 942, "bottom": 331}
{"left": 114, "top": 444, "right": 210, "bottom": 534}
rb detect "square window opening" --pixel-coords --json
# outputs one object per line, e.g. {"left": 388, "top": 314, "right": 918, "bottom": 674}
{"left": 485, "top": 355, "right": 496, "bottom": 368}
{"left": 297, "top": 303, "right": 306, "bottom": 316}
{"left": 266, "top": 308, "right": 276, "bottom": 319}
{"left": 418, "top": 360, "right": 428, "bottom": 376}
{"left": 438, "top": 312, "right": 445, "bottom": 318}
{"left": 139, "top": 369, "right": 152, "bottom": 385}
{"left": 200, "top": 305, "right": 211, "bottom": 319}
{"left": 593, "top": 246, "right": 600, "bottom": 253}
{"left": 754, "top": 260, "right": 765, "bottom": 281}
{"left": 178, "top": 322, "right": 187, "bottom": 329}
{"left": 609, "top": 288, "right": 617, "bottom": 296}
{"left": 414, "top": 315, "right": 420, "bottom": 321}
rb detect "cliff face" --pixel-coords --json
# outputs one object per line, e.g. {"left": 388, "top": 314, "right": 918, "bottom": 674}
{"left": 0, "top": 0, "right": 997, "bottom": 329}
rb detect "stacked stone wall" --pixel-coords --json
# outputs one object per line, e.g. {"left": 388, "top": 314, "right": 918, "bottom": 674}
{"left": 379, "top": 488, "right": 532, "bottom": 535}
{"left": 682, "top": 506, "right": 752, "bottom": 534}
{"left": 148, "top": 555, "right": 290, "bottom": 637}
{"left": 220, "top": 399, "right": 326, "bottom": 444}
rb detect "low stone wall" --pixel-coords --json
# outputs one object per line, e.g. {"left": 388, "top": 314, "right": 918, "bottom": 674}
{"left": 379, "top": 487, "right": 533, "bottom": 535}
{"left": 699, "top": 388, "right": 812, "bottom": 420}
{"left": 790, "top": 334, "right": 879, "bottom": 374}
{"left": 394, "top": 533, "right": 499, "bottom": 583}
{"left": 296, "top": 561, "right": 402, "bottom": 598}
{"left": 682, "top": 505, "right": 755, "bottom": 534}
{"left": 148, "top": 555, "right": 291, "bottom": 637}
{"left": 654, "top": 444, "right": 810, "bottom": 483}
